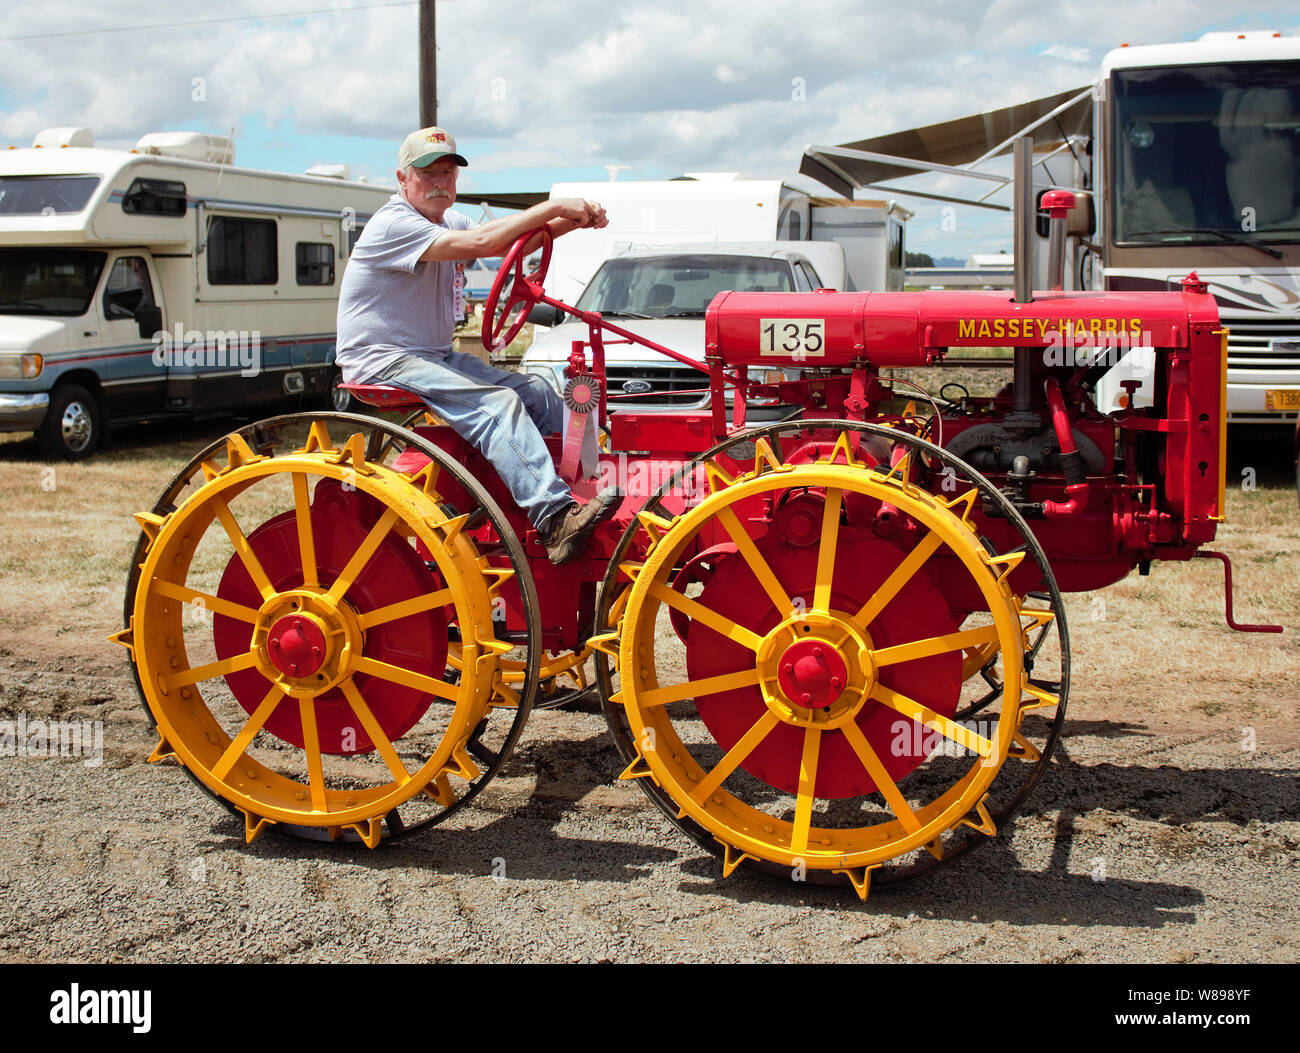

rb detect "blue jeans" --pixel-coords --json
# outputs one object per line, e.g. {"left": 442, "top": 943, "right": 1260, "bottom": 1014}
{"left": 368, "top": 351, "right": 573, "bottom": 530}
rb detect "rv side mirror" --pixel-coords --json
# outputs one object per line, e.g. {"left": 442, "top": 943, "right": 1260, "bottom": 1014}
{"left": 1036, "top": 189, "right": 1095, "bottom": 238}
{"left": 1067, "top": 192, "right": 1095, "bottom": 236}
{"left": 527, "top": 302, "right": 562, "bottom": 328}
{"left": 135, "top": 305, "right": 163, "bottom": 340}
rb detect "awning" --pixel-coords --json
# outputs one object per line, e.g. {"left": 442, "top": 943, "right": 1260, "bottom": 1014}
{"left": 456, "top": 190, "right": 548, "bottom": 210}
{"left": 799, "top": 86, "right": 1093, "bottom": 198}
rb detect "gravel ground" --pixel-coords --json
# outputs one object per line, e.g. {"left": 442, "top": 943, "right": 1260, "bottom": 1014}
{"left": 1, "top": 641, "right": 1296, "bottom": 964}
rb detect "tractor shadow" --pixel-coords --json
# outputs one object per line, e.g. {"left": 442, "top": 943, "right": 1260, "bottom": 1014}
{"left": 200, "top": 713, "right": 1296, "bottom": 923}
{"left": 673, "top": 715, "right": 1297, "bottom": 926}
{"left": 204, "top": 725, "right": 680, "bottom": 884}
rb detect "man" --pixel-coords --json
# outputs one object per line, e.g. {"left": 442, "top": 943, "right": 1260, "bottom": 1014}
{"left": 336, "top": 126, "right": 620, "bottom": 564}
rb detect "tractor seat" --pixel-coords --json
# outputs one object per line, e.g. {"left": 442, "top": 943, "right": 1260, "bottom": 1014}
{"left": 339, "top": 384, "right": 428, "bottom": 410}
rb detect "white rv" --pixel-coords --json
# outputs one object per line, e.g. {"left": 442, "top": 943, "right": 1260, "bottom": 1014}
{"left": 542, "top": 174, "right": 909, "bottom": 305}
{"left": 801, "top": 31, "right": 1300, "bottom": 426}
{"left": 0, "top": 127, "right": 394, "bottom": 457}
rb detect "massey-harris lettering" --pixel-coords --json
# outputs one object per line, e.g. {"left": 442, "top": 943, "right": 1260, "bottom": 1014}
{"left": 956, "top": 317, "right": 1144, "bottom": 340}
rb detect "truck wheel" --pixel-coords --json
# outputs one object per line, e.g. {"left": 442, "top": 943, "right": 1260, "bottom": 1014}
{"left": 38, "top": 384, "right": 101, "bottom": 460}
{"left": 328, "top": 370, "right": 353, "bottom": 413}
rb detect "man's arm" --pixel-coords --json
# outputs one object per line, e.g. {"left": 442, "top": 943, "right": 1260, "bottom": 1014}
{"left": 419, "top": 198, "right": 607, "bottom": 262}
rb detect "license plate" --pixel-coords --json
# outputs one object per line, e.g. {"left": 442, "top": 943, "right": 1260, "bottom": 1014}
{"left": 1264, "top": 388, "right": 1300, "bottom": 411}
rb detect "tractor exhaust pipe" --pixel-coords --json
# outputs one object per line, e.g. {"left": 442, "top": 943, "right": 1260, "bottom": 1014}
{"left": 1012, "top": 136, "right": 1034, "bottom": 305}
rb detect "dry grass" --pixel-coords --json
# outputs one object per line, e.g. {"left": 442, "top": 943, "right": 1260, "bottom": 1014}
{"left": 0, "top": 406, "right": 1295, "bottom": 727}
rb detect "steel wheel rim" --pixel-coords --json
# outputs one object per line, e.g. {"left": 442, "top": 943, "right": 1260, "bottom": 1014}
{"left": 594, "top": 419, "right": 1069, "bottom": 893}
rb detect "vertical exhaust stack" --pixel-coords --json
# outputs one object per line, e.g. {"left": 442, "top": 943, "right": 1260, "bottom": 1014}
{"left": 1011, "top": 136, "right": 1035, "bottom": 414}
{"left": 1012, "top": 136, "right": 1034, "bottom": 305}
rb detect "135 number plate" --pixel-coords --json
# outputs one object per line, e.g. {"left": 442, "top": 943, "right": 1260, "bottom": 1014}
{"left": 760, "top": 318, "right": 825, "bottom": 359}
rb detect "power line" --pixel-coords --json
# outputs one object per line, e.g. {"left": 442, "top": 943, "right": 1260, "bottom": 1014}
{"left": 0, "top": 1, "right": 418, "bottom": 44}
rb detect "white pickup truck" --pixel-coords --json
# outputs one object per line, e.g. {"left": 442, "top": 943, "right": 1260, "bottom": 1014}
{"left": 518, "top": 241, "right": 845, "bottom": 416}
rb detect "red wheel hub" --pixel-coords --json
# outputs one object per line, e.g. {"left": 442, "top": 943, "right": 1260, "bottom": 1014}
{"left": 212, "top": 479, "right": 449, "bottom": 756}
{"left": 266, "top": 615, "right": 327, "bottom": 678}
{"left": 777, "top": 640, "right": 848, "bottom": 709}
{"left": 687, "top": 531, "right": 961, "bottom": 799}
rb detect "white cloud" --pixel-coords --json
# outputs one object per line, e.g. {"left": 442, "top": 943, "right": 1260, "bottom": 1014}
{"left": 1040, "top": 44, "right": 1092, "bottom": 63}
{"left": 1, "top": 0, "right": 1298, "bottom": 255}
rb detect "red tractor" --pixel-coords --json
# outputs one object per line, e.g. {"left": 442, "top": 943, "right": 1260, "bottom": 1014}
{"left": 115, "top": 191, "right": 1279, "bottom": 899}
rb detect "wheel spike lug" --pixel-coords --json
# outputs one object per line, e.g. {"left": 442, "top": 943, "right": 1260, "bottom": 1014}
{"left": 239, "top": 809, "right": 274, "bottom": 844}
{"left": 824, "top": 431, "right": 861, "bottom": 467}
{"left": 107, "top": 624, "right": 136, "bottom": 659}
{"left": 224, "top": 432, "right": 262, "bottom": 469}
{"left": 618, "top": 753, "right": 657, "bottom": 783}
{"left": 424, "top": 774, "right": 456, "bottom": 807}
{"left": 439, "top": 512, "right": 471, "bottom": 543}
{"left": 834, "top": 864, "right": 880, "bottom": 901}
{"left": 750, "top": 437, "right": 787, "bottom": 477}
{"left": 716, "top": 840, "right": 757, "bottom": 878}
{"left": 343, "top": 818, "right": 383, "bottom": 849}
{"left": 410, "top": 461, "right": 442, "bottom": 499}
{"left": 1020, "top": 680, "right": 1061, "bottom": 712}
{"left": 704, "top": 459, "right": 737, "bottom": 493}
{"left": 1007, "top": 730, "right": 1041, "bottom": 762}
{"left": 587, "top": 630, "right": 621, "bottom": 658}
{"left": 146, "top": 733, "right": 177, "bottom": 764}
{"left": 956, "top": 795, "right": 998, "bottom": 838}
{"left": 636, "top": 510, "right": 676, "bottom": 544}
{"left": 132, "top": 511, "right": 169, "bottom": 545}
{"left": 616, "top": 561, "right": 645, "bottom": 583}
{"left": 325, "top": 432, "right": 372, "bottom": 474}
{"left": 300, "top": 420, "right": 335, "bottom": 454}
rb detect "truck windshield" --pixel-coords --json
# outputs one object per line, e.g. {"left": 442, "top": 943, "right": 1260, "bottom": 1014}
{"left": 575, "top": 254, "right": 794, "bottom": 318}
{"left": 1112, "top": 61, "right": 1300, "bottom": 245}
{"left": 0, "top": 248, "right": 107, "bottom": 316}
{"left": 0, "top": 175, "right": 100, "bottom": 215}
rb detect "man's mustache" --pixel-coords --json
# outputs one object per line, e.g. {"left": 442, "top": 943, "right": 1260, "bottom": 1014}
{"left": 424, "top": 189, "right": 452, "bottom": 200}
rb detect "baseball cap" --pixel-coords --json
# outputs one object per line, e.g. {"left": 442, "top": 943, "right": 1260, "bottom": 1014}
{"left": 398, "top": 127, "right": 468, "bottom": 169}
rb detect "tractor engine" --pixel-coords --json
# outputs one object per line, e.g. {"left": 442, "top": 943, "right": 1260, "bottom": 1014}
{"left": 704, "top": 272, "right": 1227, "bottom": 596}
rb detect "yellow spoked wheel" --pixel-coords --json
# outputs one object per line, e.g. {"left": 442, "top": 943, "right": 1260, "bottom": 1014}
{"left": 114, "top": 413, "right": 539, "bottom": 846}
{"left": 593, "top": 421, "right": 1067, "bottom": 898}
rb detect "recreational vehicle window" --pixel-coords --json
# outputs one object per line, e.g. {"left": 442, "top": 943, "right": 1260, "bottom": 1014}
{"left": 0, "top": 248, "right": 105, "bottom": 316}
{"left": 296, "top": 242, "right": 335, "bottom": 285}
{"left": 121, "top": 178, "right": 187, "bottom": 217}
{"left": 346, "top": 224, "right": 365, "bottom": 256}
{"left": 207, "top": 216, "right": 278, "bottom": 285}
{"left": 1112, "top": 60, "right": 1300, "bottom": 243}
{"left": 0, "top": 175, "right": 100, "bottom": 215}
{"left": 102, "top": 257, "right": 155, "bottom": 319}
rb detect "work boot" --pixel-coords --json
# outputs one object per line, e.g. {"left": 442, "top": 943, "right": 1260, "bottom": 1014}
{"left": 541, "top": 487, "right": 624, "bottom": 566}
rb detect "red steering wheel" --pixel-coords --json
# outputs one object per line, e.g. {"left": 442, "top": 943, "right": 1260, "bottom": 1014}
{"left": 482, "top": 226, "right": 553, "bottom": 353}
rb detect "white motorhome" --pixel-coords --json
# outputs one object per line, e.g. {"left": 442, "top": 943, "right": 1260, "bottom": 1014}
{"left": 542, "top": 174, "right": 908, "bottom": 305}
{"left": 0, "top": 127, "right": 394, "bottom": 457}
{"left": 801, "top": 31, "right": 1300, "bottom": 426}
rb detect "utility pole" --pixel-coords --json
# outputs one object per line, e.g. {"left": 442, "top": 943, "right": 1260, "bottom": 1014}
{"left": 419, "top": 0, "right": 436, "bottom": 127}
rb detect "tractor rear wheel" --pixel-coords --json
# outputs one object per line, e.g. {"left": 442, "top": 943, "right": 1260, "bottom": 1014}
{"left": 115, "top": 412, "right": 539, "bottom": 846}
{"left": 593, "top": 421, "right": 1067, "bottom": 898}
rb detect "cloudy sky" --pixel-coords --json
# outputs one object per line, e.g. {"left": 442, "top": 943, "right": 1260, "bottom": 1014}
{"left": 2, "top": 0, "right": 1298, "bottom": 258}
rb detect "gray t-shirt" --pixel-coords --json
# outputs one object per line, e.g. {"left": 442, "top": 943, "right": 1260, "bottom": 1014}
{"left": 335, "top": 195, "right": 476, "bottom": 383}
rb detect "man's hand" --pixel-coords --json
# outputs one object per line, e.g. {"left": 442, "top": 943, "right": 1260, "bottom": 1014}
{"left": 552, "top": 197, "right": 608, "bottom": 230}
